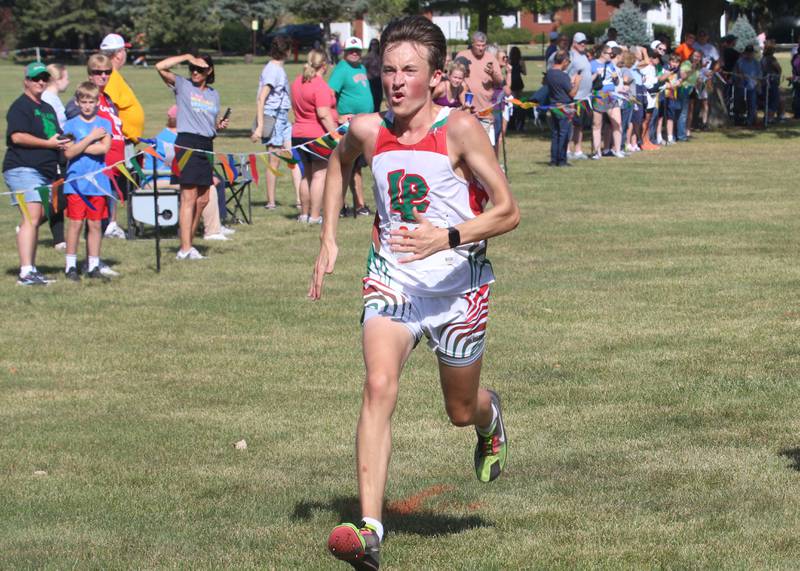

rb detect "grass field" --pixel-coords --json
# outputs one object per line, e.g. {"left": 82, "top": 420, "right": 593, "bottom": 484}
{"left": 2, "top": 60, "right": 800, "bottom": 569}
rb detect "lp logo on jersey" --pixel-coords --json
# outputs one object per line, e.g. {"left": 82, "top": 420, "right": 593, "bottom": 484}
{"left": 387, "top": 169, "right": 431, "bottom": 222}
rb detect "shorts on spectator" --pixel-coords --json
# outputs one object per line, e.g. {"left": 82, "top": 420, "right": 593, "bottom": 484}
{"left": 66, "top": 193, "right": 108, "bottom": 221}
{"left": 667, "top": 99, "right": 682, "bottom": 120}
{"left": 361, "top": 277, "right": 491, "bottom": 367}
{"left": 478, "top": 117, "right": 495, "bottom": 146}
{"left": 292, "top": 136, "right": 331, "bottom": 166}
{"left": 263, "top": 110, "right": 292, "bottom": 148}
{"left": 3, "top": 167, "right": 50, "bottom": 206}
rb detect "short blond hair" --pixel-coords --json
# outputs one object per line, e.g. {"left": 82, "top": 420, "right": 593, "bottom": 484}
{"left": 303, "top": 49, "right": 328, "bottom": 82}
{"left": 87, "top": 53, "right": 110, "bottom": 73}
{"left": 75, "top": 81, "right": 100, "bottom": 101}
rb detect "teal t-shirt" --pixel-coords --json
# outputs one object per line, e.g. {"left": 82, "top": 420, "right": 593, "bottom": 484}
{"left": 328, "top": 60, "right": 373, "bottom": 115}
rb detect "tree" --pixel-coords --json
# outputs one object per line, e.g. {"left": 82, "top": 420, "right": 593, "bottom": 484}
{"left": 291, "top": 0, "right": 367, "bottom": 36}
{"left": 609, "top": 0, "right": 649, "bottom": 45}
{"left": 216, "top": 0, "right": 283, "bottom": 32}
{"left": 364, "top": 0, "right": 410, "bottom": 29}
{"left": 729, "top": 15, "right": 758, "bottom": 50}
{"left": 132, "top": 0, "right": 222, "bottom": 51}
{"left": 15, "top": 0, "right": 108, "bottom": 50}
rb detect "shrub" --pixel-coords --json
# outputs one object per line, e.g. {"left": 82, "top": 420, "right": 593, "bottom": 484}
{"left": 610, "top": 0, "right": 649, "bottom": 46}
{"left": 492, "top": 27, "right": 533, "bottom": 45}
{"left": 219, "top": 22, "right": 250, "bottom": 54}
{"left": 730, "top": 15, "right": 758, "bottom": 51}
{"left": 559, "top": 21, "right": 609, "bottom": 44}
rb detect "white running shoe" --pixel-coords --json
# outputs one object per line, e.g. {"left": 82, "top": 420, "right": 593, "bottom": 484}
{"left": 612, "top": 150, "right": 627, "bottom": 158}
{"left": 590, "top": 152, "right": 602, "bottom": 160}
{"left": 572, "top": 152, "right": 589, "bottom": 160}
{"left": 54, "top": 242, "right": 67, "bottom": 251}
{"left": 566, "top": 151, "right": 575, "bottom": 160}
{"left": 176, "top": 247, "right": 205, "bottom": 260}
{"left": 104, "top": 222, "right": 127, "bottom": 239}
{"left": 297, "top": 214, "right": 309, "bottom": 223}
{"left": 220, "top": 225, "right": 236, "bottom": 235}
{"left": 203, "top": 233, "right": 229, "bottom": 241}
{"left": 308, "top": 216, "right": 323, "bottom": 225}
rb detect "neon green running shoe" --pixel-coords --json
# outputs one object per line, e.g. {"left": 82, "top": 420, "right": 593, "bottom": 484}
{"left": 327, "top": 521, "right": 380, "bottom": 570}
{"left": 474, "top": 389, "right": 507, "bottom": 482}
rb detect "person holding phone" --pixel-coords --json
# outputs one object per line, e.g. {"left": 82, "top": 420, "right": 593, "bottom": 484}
{"left": 456, "top": 31, "right": 504, "bottom": 146}
{"left": 156, "top": 53, "right": 229, "bottom": 260}
{"left": 3, "top": 62, "right": 71, "bottom": 285}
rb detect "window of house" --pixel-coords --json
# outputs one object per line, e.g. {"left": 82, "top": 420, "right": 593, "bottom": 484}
{"left": 538, "top": 13, "right": 552, "bottom": 24}
{"left": 578, "top": 0, "right": 595, "bottom": 23}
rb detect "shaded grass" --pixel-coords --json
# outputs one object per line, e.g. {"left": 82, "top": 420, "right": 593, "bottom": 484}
{"left": 1, "top": 63, "right": 800, "bottom": 568}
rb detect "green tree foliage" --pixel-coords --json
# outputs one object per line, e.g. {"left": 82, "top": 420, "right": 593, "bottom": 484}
{"left": 14, "top": 0, "right": 108, "bottom": 49}
{"left": 216, "top": 0, "right": 283, "bottom": 31}
{"left": 134, "top": 0, "right": 222, "bottom": 51}
{"left": 729, "top": 15, "right": 758, "bottom": 50}
{"left": 609, "top": 0, "right": 649, "bottom": 46}
{"left": 291, "top": 0, "right": 367, "bottom": 35}
{"left": 364, "top": 0, "right": 409, "bottom": 29}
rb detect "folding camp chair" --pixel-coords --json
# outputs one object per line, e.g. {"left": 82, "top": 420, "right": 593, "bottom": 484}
{"left": 218, "top": 154, "right": 253, "bottom": 225}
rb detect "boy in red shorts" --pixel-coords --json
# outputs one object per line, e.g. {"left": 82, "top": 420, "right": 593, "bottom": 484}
{"left": 62, "top": 82, "right": 113, "bottom": 281}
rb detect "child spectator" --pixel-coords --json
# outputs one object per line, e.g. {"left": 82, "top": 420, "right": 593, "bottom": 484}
{"left": 61, "top": 82, "right": 113, "bottom": 281}
{"left": 664, "top": 54, "right": 683, "bottom": 144}
{"left": 734, "top": 45, "right": 761, "bottom": 126}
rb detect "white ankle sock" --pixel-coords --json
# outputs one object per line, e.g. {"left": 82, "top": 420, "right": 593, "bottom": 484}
{"left": 20, "top": 265, "right": 34, "bottom": 277}
{"left": 88, "top": 256, "right": 100, "bottom": 271}
{"left": 477, "top": 402, "right": 499, "bottom": 436}
{"left": 362, "top": 517, "right": 384, "bottom": 542}
{"left": 65, "top": 255, "right": 77, "bottom": 271}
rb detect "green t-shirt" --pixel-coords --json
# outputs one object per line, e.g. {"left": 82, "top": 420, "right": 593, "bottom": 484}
{"left": 328, "top": 60, "right": 374, "bottom": 115}
{"left": 680, "top": 60, "right": 695, "bottom": 94}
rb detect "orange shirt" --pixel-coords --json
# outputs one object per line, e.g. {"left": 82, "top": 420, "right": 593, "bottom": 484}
{"left": 675, "top": 43, "right": 694, "bottom": 62}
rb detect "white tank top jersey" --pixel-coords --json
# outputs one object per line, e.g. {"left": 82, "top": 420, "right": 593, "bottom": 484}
{"left": 366, "top": 106, "right": 495, "bottom": 297}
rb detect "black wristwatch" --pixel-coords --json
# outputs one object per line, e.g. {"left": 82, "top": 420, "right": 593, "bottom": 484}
{"left": 447, "top": 226, "right": 461, "bottom": 249}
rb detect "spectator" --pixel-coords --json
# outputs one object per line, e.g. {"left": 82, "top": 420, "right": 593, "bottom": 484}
{"left": 546, "top": 35, "right": 570, "bottom": 70}
{"left": 694, "top": 30, "right": 719, "bottom": 63}
{"left": 675, "top": 33, "right": 696, "bottom": 62}
{"left": 663, "top": 53, "right": 684, "bottom": 143}
{"left": 545, "top": 51, "right": 580, "bottom": 167}
{"left": 42, "top": 63, "right": 69, "bottom": 250}
{"left": 639, "top": 47, "right": 662, "bottom": 150}
{"left": 362, "top": 39, "right": 383, "bottom": 112}
{"left": 734, "top": 45, "right": 761, "bottom": 126}
{"left": 329, "top": 36, "right": 373, "bottom": 217}
{"left": 544, "top": 31, "right": 560, "bottom": 63}
{"left": 155, "top": 53, "right": 230, "bottom": 260}
{"left": 495, "top": 48, "right": 513, "bottom": 161}
{"left": 329, "top": 33, "right": 342, "bottom": 64}
{"left": 676, "top": 52, "right": 693, "bottom": 141}
{"left": 251, "top": 35, "right": 292, "bottom": 210}
{"left": 61, "top": 82, "right": 113, "bottom": 282}
{"left": 761, "top": 44, "right": 784, "bottom": 122}
{"left": 685, "top": 50, "right": 704, "bottom": 136}
{"left": 457, "top": 31, "right": 504, "bottom": 146}
{"left": 101, "top": 34, "right": 145, "bottom": 142}
{"left": 508, "top": 46, "right": 527, "bottom": 131}
{"left": 292, "top": 49, "right": 339, "bottom": 224}
{"left": 790, "top": 43, "right": 800, "bottom": 118}
{"left": 590, "top": 43, "right": 624, "bottom": 159}
{"left": 567, "top": 32, "right": 592, "bottom": 160}
{"left": 607, "top": 27, "right": 619, "bottom": 43}
{"left": 67, "top": 54, "right": 128, "bottom": 248}
{"left": 619, "top": 50, "right": 639, "bottom": 152}
{"left": 3, "top": 62, "right": 69, "bottom": 285}
{"left": 433, "top": 61, "right": 468, "bottom": 108}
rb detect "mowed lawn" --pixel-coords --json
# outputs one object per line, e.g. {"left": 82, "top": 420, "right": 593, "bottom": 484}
{"left": 1, "top": 59, "right": 800, "bottom": 569}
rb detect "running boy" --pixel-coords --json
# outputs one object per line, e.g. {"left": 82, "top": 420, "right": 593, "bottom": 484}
{"left": 309, "top": 16, "right": 520, "bottom": 570}
{"left": 62, "top": 82, "right": 112, "bottom": 281}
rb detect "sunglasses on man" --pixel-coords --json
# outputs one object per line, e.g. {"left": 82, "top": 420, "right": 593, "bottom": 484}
{"left": 28, "top": 74, "right": 50, "bottom": 83}
{"left": 89, "top": 69, "right": 112, "bottom": 76}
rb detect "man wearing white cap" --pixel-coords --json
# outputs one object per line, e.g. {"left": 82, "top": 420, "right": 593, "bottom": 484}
{"left": 329, "top": 36, "right": 373, "bottom": 216}
{"left": 100, "top": 33, "right": 144, "bottom": 142}
{"left": 100, "top": 33, "right": 145, "bottom": 238}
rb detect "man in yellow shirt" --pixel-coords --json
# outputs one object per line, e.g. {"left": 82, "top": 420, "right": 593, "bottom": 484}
{"left": 100, "top": 33, "right": 145, "bottom": 142}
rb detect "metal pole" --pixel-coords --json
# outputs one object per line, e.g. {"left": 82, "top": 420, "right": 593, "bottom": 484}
{"left": 35, "top": 47, "right": 41, "bottom": 62}
{"left": 152, "top": 155, "right": 161, "bottom": 273}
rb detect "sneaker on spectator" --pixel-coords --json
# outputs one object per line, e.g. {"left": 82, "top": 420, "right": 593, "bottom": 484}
{"left": 572, "top": 152, "right": 589, "bottom": 160}
{"left": 104, "top": 222, "right": 127, "bottom": 239}
{"left": 29, "top": 270, "right": 55, "bottom": 283}
{"left": 65, "top": 267, "right": 80, "bottom": 282}
{"left": 339, "top": 207, "right": 350, "bottom": 218}
{"left": 566, "top": 151, "right": 575, "bottom": 160}
{"left": 612, "top": 150, "right": 627, "bottom": 159}
{"left": 54, "top": 241, "right": 67, "bottom": 251}
{"left": 308, "top": 216, "right": 323, "bottom": 225}
{"left": 263, "top": 203, "right": 276, "bottom": 210}
{"left": 86, "top": 267, "right": 110, "bottom": 281}
{"left": 220, "top": 225, "right": 236, "bottom": 235}
{"left": 176, "top": 247, "right": 205, "bottom": 260}
{"left": 297, "top": 214, "right": 309, "bottom": 223}
{"left": 98, "top": 262, "right": 120, "bottom": 277}
{"left": 602, "top": 149, "right": 614, "bottom": 157}
{"left": 203, "top": 233, "right": 229, "bottom": 241}
{"left": 590, "top": 152, "right": 602, "bottom": 160}
{"left": 356, "top": 206, "right": 372, "bottom": 217}
{"left": 17, "top": 272, "right": 47, "bottom": 286}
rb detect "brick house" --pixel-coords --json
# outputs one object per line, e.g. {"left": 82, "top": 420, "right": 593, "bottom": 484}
{"left": 521, "top": 0, "right": 618, "bottom": 35}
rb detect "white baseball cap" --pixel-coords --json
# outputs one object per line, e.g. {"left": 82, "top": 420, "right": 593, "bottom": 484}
{"left": 344, "top": 37, "right": 363, "bottom": 51}
{"left": 100, "top": 33, "right": 131, "bottom": 50}
{"left": 573, "top": 32, "right": 587, "bottom": 44}
{"left": 650, "top": 40, "right": 662, "bottom": 50}
{"left": 605, "top": 40, "right": 620, "bottom": 48}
